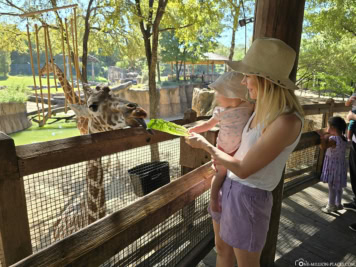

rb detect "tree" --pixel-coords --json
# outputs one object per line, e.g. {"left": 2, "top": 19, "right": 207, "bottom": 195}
{"left": 160, "top": 30, "right": 219, "bottom": 81}
{"left": 297, "top": 0, "right": 356, "bottom": 96}
{"left": 0, "top": 51, "right": 11, "bottom": 77}
{"left": 0, "top": 0, "right": 120, "bottom": 83}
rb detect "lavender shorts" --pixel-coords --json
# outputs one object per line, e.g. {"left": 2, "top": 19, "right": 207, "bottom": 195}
{"left": 208, "top": 178, "right": 273, "bottom": 252}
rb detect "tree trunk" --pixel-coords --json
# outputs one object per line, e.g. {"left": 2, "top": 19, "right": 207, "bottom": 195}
{"left": 81, "top": 0, "right": 95, "bottom": 84}
{"left": 175, "top": 62, "right": 180, "bottom": 82}
{"left": 254, "top": 0, "right": 306, "bottom": 266}
{"left": 157, "top": 61, "right": 161, "bottom": 83}
{"left": 137, "top": 0, "right": 168, "bottom": 162}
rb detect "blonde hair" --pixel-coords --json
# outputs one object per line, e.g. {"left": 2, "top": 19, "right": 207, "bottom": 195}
{"left": 254, "top": 76, "right": 304, "bottom": 130}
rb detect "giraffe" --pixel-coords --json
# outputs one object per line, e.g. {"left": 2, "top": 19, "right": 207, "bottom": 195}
{"left": 39, "top": 63, "right": 150, "bottom": 240}
{"left": 39, "top": 62, "right": 89, "bottom": 134}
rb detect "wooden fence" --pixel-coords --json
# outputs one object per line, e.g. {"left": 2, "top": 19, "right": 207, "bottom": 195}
{"left": 0, "top": 100, "right": 350, "bottom": 267}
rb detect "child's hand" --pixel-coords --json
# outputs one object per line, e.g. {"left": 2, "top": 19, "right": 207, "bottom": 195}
{"left": 188, "top": 127, "right": 197, "bottom": 134}
{"left": 316, "top": 129, "right": 323, "bottom": 136}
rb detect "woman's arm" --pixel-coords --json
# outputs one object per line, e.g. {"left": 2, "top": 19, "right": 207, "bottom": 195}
{"left": 189, "top": 117, "right": 218, "bottom": 134}
{"left": 345, "top": 96, "right": 356, "bottom": 107}
{"left": 347, "top": 111, "right": 356, "bottom": 121}
{"left": 186, "top": 113, "right": 302, "bottom": 179}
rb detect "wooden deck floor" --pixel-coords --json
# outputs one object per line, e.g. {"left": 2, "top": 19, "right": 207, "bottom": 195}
{"left": 198, "top": 180, "right": 356, "bottom": 267}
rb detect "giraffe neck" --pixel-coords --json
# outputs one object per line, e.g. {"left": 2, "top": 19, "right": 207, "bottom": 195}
{"left": 86, "top": 159, "right": 106, "bottom": 223}
{"left": 53, "top": 66, "right": 80, "bottom": 104}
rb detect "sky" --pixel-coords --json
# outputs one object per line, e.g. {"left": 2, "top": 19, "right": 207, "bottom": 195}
{"left": 217, "top": 22, "right": 254, "bottom": 48}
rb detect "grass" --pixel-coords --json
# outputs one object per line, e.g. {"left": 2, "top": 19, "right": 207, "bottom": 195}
{"left": 0, "top": 75, "right": 108, "bottom": 96}
{"left": 10, "top": 120, "right": 80, "bottom": 146}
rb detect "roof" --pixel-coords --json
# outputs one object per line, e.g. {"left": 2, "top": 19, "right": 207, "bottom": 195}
{"left": 166, "top": 52, "right": 229, "bottom": 65}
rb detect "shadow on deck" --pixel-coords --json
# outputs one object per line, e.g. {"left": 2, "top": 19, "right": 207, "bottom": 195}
{"left": 198, "top": 180, "right": 356, "bottom": 267}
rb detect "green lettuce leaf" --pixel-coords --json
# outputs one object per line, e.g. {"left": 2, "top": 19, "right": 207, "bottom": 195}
{"left": 147, "top": 119, "right": 189, "bottom": 136}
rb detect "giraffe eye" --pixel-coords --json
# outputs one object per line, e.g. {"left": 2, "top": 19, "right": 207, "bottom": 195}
{"left": 89, "top": 103, "right": 99, "bottom": 112}
{"left": 126, "top": 103, "right": 136, "bottom": 109}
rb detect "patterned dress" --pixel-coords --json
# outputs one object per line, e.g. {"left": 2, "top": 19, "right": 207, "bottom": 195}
{"left": 213, "top": 103, "right": 253, "bottom": 154}
{"left": 320, "top": 136, "right": 348, "bottom": 189}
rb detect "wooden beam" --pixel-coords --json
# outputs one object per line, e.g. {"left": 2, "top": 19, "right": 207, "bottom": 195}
{"left": 16, "top": 127, "right": 176, "bottom": 176}
{"left": 0, "top": 133, "right": 32, "bottom": 266}
{"left": 253, "top": 1, "right": 307, "bottom": 266}
{"left": 253, "top": 0, "right": 306, "bottom": 82}
{"left": 20, "top": 4, "right": 78, "bottom": 17}
{"left": 12, "top": 162, "right": 215, "bottom": 267}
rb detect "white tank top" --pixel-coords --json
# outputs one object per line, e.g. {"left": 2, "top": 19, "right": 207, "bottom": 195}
{"left": 227, "top": 111, "right": 304, "bottom": 191}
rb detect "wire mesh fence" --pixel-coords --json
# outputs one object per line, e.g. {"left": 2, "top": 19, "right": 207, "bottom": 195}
{"left": 105, "top": 191, "right": 211, "bottom": 267}
{"left": 23, "top": 138, "right": 183, "bottom": 253}
{"left": 17, "top": 112, "right": 332, "bottom": 266}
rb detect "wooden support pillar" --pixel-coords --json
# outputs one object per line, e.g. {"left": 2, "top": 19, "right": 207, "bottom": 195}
{"left": 0, "top": 133, "right": 32, "bottom": 266}
{"left": 253, "top": 0, "right": 306, "bottom": 81}
{"left": 180, "top": 110, "right": 218, "bottom": 229}
{"left": 254, "top": 1, "right": 306, "bottom": 266}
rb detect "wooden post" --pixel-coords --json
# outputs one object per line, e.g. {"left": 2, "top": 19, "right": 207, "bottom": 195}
{"left": 180, "top": 109, "right": 218, "bottom": 228}
{"left": 43, "top": 24, "right": 52, "bottom": 117}
{"left": 34, "top": 24, "right": 46, "bottom": 123}
{"left": 253, "top": 1, "right": 306, "bottom": 266}
{"left": 26, "top": 25, "right": 41, "bottom": 122}
{"left": 60, "top": 21, "right": 68, "bottom": 113}
{"left": 0, "top": 133, "right": 32, "bottom": 266}
{"left": 65, "top": 19, "right": 76, "bottom": 104}
{"left": 253, "top": 0, "right": 306, "bottom": 81}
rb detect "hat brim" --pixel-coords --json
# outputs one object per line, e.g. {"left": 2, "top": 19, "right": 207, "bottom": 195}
{"left": 227, "top": 60, "right": 299, "bottom": 90}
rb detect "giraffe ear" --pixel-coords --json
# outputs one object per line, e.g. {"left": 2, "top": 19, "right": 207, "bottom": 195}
{"left": 69, "top": 104, "right": 90, "bottom": 118}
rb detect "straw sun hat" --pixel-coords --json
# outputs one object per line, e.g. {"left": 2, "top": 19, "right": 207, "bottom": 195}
{"left": 227, "top": 38, "right": 298, "bottom": 90}
{"left": 208, "top": 72, "right": 248, "bottom": 101}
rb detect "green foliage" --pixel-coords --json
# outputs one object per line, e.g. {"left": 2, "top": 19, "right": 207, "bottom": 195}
{"left": 0, "top": 24, "right": 27, "bottom": 53}
{"left": 298, "top": 0, "right": 356, "bottom": 96}
{"left": 0, "top": 51, "right": 11, "bottom": 77}
{"left": 0, "top": 84, "right": 30, "bottom": 103}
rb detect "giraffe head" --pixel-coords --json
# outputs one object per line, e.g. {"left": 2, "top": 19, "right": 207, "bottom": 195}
{"left": 39, "top": 60, "right": 55, "bottom": 76}
{"left": 70, "top": 86, "right": 151, "bottom": 133}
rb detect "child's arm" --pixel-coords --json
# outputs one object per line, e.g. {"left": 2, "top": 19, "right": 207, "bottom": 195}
{"left": 320, "top": 135, "right": 336, "bottom": 150}
{"left": 189, "top": 117, "right": 219, "bottom": 134}
{"left": 345, "top": 96, "right": 356, "bottom": 107}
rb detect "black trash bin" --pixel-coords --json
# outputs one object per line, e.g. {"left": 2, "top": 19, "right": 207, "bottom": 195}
{"left": 128, "top": 161, "right": 170, "bottom": 197}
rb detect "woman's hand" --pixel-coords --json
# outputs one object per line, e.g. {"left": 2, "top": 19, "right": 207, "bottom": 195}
{"left": 184, "top": 132, "right": 210, "bottom": 150}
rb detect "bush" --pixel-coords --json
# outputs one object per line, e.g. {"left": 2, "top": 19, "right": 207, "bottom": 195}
{"left": 0, "top": 84, "right": 30, "bottom": 103}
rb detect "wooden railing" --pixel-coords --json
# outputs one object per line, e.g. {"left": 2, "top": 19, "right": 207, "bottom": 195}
{"left": 0, "top": 100, "right": 350, "bottom": 266}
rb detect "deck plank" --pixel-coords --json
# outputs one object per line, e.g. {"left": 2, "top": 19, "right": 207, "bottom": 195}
{"left": 199, "top": 180, "right": 356, "bottom": 266}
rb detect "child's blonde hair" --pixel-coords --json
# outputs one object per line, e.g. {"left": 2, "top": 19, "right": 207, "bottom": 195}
{"left": 254, "top": 76, "right": 304, "bottom": 130}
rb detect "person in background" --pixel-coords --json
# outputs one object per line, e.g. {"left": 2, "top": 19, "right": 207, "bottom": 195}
{"left": 345, "top": 111, "right": 356, "bottom": 232}
{"left": 317, "top": 116, "right": 348, "bottom": 213}
{"left": 345, "top": 92, "right": 356, "bottom": 141}
{"left": 189, "top": 72, "right": 253, "bottom": 213}
{"left": 185, "top": 38, "right": 304, "bottom": 267}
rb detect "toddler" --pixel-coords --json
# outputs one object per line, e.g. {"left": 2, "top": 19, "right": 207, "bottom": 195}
{"left": 189, "top": 72, "right": 253, "bottom": 212}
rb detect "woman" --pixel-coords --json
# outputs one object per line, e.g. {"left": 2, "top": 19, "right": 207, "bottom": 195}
{"left": 185, "top": 38, "right": 304, "bottom": 267}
